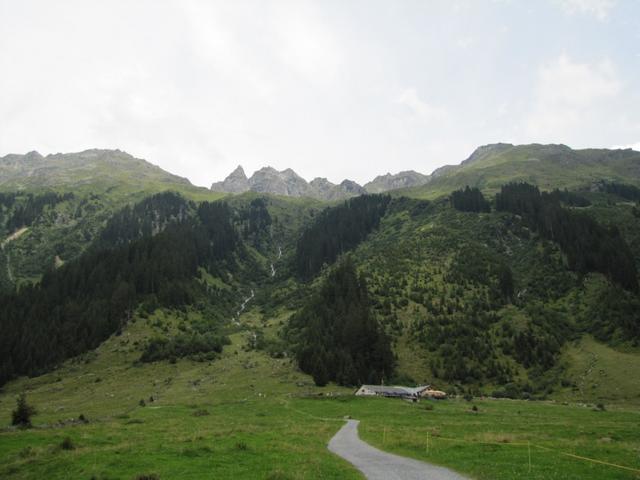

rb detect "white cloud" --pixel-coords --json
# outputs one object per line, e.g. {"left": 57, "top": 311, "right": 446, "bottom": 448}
{"left": 270, "top": 2, "right": 345, "bottom": 86}
{"left": 0, "top": 1, "right": 638, "bottom": 185}
{"left": 457, "top": 36, "right": 474, "bottom": 49}
{"left": 556, "top": 0, "right": 616, "bottom": 20}
{"left": 526, "top": 55, "right": 621, "bottom": 140}
{"left": 396, "top": 88, "right": 449, "bottom": 123}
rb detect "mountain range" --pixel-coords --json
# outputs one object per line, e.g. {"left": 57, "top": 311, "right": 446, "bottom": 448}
{"left": 210, "top": 143, "right": 640, "bottom": 200}
{"left": 3, "top": 143, "right": 638, "bottom": 202}
{"left": 210, "top": 165, "right": 432, "bottom": 200}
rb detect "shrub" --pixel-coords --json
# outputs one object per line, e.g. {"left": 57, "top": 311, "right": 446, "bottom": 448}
{"left": 139, "top": 399, "right": 146, "bottom": 407}
{"left": 140, "top": 333, "right": 229, "bottom": 363}
{"left": 78, "top": 414, "right": 88, "bottom": 423}
{"left": 60, "top": 437, "right": 75, "bottom": 450}
{"left": 134, "top": 475, "right": 160, "bottom": 480}
{"left": 11, "top": 393, "right": 36, "bottom": 427}
{"left": 235, "top": 441, "right": 248, "bottom": 451}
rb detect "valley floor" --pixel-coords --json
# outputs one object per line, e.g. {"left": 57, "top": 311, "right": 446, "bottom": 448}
{"left": 1, "top": 309, "right": 639, "bottom": 480}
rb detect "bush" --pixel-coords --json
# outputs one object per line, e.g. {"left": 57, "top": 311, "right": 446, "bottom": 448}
{"left": 140, "top": 333, "right": 230, "bottom": 363}
{"left": 11, "top": 393, "right": 36, "bottom": 427}
{"left": 135, "top": 475, "right": 160, "bottom": 480}
{"left": 60, "top": 437, "right": 75, "bottom": 450}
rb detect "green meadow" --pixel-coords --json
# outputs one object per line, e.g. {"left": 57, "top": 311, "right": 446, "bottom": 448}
{"left": 1, "top": 309, "right": 639, "bottom": 480}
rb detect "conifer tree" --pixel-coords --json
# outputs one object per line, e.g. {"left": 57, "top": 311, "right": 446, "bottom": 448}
{"left": 11, "top": 393, "right": 36, "bottom": 427}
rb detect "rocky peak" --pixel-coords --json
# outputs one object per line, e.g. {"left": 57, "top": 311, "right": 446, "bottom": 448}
{"left": 229, "top": 165, "right": 247, "bottom": 179}
{"left": 364, "top": 170, "right": 430, "bottom": 193}
{"left": 339, "top": 179, "right": 366, "bottom": 194}
{"left": 210, "top": 165, "right": 250, "bottom": 194}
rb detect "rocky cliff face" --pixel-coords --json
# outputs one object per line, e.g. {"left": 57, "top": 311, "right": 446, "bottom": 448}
{"left": 211, "top": 165, "right": 433, "bottom": 200}
{"left": 363, "top": 170, "right": 430, "bottom": 193}
{"left": 210, "top": 166, "right": 250, "bottom": 194}
{"left": 248, "top": 167, "right": 311, "bottom": 196}
{"left": 211, "top": 166, "right": 369, "bottom": 201}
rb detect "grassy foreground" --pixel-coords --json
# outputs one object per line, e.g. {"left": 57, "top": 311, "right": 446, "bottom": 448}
{"left": 1, "top": 310, "right": 639, "bottom": 479}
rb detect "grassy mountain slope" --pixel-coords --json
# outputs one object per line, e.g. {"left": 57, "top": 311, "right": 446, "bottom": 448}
{"left": 0, "top": 150, "right": 212, "bottom": 197}
{"left": 404, "top": 144, "right": 640, "bottom": 199}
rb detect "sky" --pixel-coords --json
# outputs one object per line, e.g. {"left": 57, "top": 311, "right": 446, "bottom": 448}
{"left": 1, "top": 0, "right": 639, "bottom": 187}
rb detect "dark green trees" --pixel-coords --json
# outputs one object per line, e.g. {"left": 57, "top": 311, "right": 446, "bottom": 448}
{"left": 294, "top": 194, "right": 390, "bottom": 279}
{"left": 288, "top": 258, "right": 394, "bottom": 386}
{"left": 5, "top": 192, "right": 74, "bottom": 231}
{"left": 11, "top": 393, "right": 36, "bottom": 427}
{"left": 0, "top": 198, "right": 240, "bottom": 385}
{"left": 450, "top": 186, "right": 491, "bottom": 213}
{"left": 97, "top": 191, "right": 192, "bottom": 248}
{"left": 496, "top": 182, "right": 638, "bottom": 291}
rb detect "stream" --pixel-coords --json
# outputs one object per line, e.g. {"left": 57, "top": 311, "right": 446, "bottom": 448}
{"left": 233, "top": 245, "right": 283, "bottom": 323}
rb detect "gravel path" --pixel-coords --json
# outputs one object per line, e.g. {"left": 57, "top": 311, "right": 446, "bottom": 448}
{"left": 328, "top": 420, "right": 470, "bottom": 480}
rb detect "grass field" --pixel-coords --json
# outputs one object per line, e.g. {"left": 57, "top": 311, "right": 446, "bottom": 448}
{"left": 558, "top": 336, "right": 640, "bottom": 406}
{"left": 1, "top": 308, "right": 640, "bottom": 479}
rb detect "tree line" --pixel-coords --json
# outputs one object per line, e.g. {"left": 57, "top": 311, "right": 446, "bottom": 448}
{"left": 600, "top": 181, "right": 640, "bottom": 202}
{"left": 0, "top": 198, "right": 241, "bottom": 385}
{"left": 97, "top": 191, "right": 193, "bottom": 248}
{"left": 3, "top": 192, "right": 74, "bottom": 231}
{"left": 496, "top": 182, "right": 638, "bottom": 291}
{"left": 450, "top": 186, "right": 491, "bottom": 212}
{"left": 294, "top": 194, "right": 390, "bottom": 279}
{"left": 287, "top": 257, "right": 394, "bottom": 386}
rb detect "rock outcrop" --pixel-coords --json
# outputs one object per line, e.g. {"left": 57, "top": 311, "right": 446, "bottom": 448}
{"left": 210, "top": 165, "right": 250, "bottom": 194}
{"left": 212, "top": 165, "right": 434, "bottom": 200}
{"left": 363, "top": 170, "right": 430, "bottom": 193}
{"left": 211, "top": 166, "right": 368, "bottom": 201}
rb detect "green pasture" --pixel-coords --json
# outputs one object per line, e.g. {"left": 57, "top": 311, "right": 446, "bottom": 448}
{"left": 1, "top": 309, "right": 639, "bottom": 479}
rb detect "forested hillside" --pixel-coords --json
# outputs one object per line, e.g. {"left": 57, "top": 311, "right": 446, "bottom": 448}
{"left": 286, "top": 182, "right": 640, "bottom": 398}
{"left": 0, "top": 198, "right": 246, "bottom": 384}
{"left": 287, "top": 257, "right": 394, "bottom": 386}
{"left": 1, "top": 145, "right": 640, "bottom": 403}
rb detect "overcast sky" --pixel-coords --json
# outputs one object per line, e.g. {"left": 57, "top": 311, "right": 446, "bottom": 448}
{"left": 1, "top": 0, "right": 639, "bottom": 186}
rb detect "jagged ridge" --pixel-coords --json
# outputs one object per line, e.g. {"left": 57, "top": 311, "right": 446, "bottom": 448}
{"left": 210, "top": 166, "right": 430, "bottom": 200}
